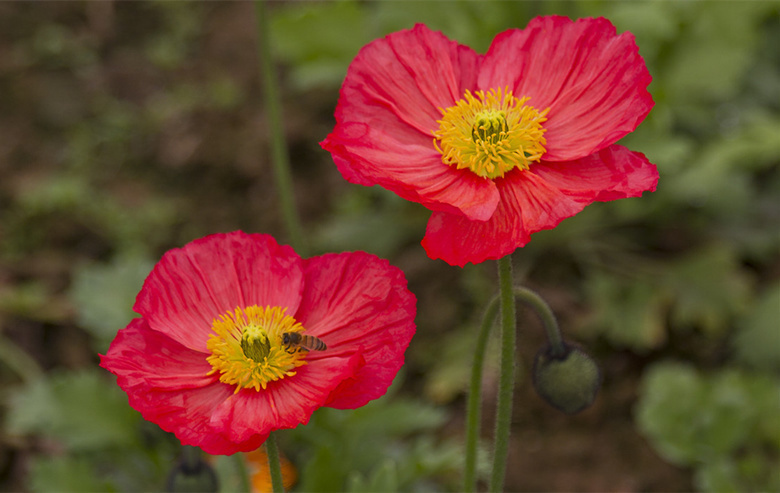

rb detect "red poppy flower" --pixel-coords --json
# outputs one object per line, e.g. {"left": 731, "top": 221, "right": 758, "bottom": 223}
{"left": 321, "top": 17, "right": 659, "bottom": 266}
{"left": 100, "top": 231, "right": 416, "bottom": 455}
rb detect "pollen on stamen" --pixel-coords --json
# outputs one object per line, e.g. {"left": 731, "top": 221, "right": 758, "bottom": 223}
{"left": 206, "top": 305, "right": 308, "bottom": 393}
{"left": 433, "top": 87, "right": 549, "bottom": 179}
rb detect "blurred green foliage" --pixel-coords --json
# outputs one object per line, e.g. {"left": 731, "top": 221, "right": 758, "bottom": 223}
{"left": 1, "top": 0, "right": 778, "bottom": 491}
{"left": 637, "top": 362, "right": 780, "bottom": 492}
{"left": 5, "top": 371, "right": 179, "bottom": 492}
{"left": 283, "top": 393, "right": 466, "bottom": 492}
{"left": 68, "top": 255, "right": 154, "bottom": 353}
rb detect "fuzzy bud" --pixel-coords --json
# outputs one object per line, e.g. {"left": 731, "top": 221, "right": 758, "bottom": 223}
{"left": 532, "top": 343, "right": 601, "bottom": 414}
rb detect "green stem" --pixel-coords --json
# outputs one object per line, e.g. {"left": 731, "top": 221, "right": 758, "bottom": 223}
{"left": 254, "top": 0, "right": 307, "bottom": 255}
{"left": 265, "top": 433, "right": 285, "bottom": 493}
{"left": 235, "top": 453, "right": 251, "bottom": 493}
{"left": 464, "top": 295, "right": 500, "bottom": 492}
{"left": 514, "top": 287, "right": 565, "bottom": 357}
{"left": 464, "top": 276, "right": 564, "bottom": 490}
{"left": 489, "top": 255, "right": 517, "bottom": 492}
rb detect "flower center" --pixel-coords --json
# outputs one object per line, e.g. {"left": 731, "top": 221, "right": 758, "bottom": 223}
{"left": 433, "top": 88, "right": 549, "bottom": 179}
{"left": 206, "top": 305, "right": 308, "bottom": 393}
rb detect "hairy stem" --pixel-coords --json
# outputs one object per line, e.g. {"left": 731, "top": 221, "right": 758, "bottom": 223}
{"left": 254, "top": 0, "right": 306, "bottom": 255}
{"left": 489, "top": 255, "right": 517, "bottom": 492}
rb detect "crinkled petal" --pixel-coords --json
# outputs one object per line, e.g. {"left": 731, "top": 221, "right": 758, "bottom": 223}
{"left": 294, "top": 251, "right": 417, "bottom": 408}
{"left": 324, "top": 124, "right": 499, "bottom": 220}
{"left": 100, "top": 318, "right": 214, "bottom": 390}
{"left": 422, "top": 145, "right": 658, "bottom": 266}
{"left": 99, "top": 319, "right": 261, "bottom": 455}
{"left": 134, "top": 232, "right": 304, "bottom": 352}
{"left": 102, "top": 234, "right": 418, "bottom": 455}
{"left": 321, "top": 24, "right": 500, "bottom": 221}
{"left": 480, "top": 16, "right": 653, "bottom": 161}
{"left": 209, "top": 350, "right": 363, "bottom": 444}
{"left": 534, "top": 145, "right": 659, "bottom": 200}
{"left": 334, "top": 23, "right": 479, "bottom": 145}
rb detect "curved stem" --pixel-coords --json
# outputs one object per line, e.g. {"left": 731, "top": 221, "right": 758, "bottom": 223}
{"left": 464, "top": 273, "right": 565, "bottom": 491}
{"left": 513, "top": 287, "right": 565, "bottom": 357}
{"left": 489, "top": 256, "right": 517, "bottom": 492}
{"left": 265, "top": 433, "right": 285, "bottom": 493}
{"left": 464, "top": 295, "right": 500, "bottom": 492}
{"left": 254, "top": 0, "right": 307, "bottom": 255}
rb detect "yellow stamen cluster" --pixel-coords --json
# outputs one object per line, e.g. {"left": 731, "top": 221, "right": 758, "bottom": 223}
{"left": 206, "top": 305, "right": 307, "bottom": 393}
{"left": 433, "top": 88, "right": 549, "bottom": 179}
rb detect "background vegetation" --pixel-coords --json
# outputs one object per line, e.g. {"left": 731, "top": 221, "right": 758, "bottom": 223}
{"left": 1, "top": 1, "right": 778, "bottom": 491}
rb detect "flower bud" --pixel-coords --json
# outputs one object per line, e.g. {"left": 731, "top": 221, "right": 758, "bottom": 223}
{"left": 166, "top": 448, "right": 218, "bottom": 493}
{"left": 532, "top": 343, "right": 601, "bottom": 414}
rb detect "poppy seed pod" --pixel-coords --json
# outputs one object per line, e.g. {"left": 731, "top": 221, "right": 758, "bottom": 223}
{"left": 532, "top": 343, "right": 601, "bottom": 414}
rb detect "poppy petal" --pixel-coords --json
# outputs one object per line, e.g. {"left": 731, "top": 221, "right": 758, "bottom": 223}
{"left": 422, "top": 145, "right": 658, "bottom": 266}
{"left": 295, "top": 252, "right": 417, "bottom": 408}
{"left": 534, "top": 144, "right": 659, "bottom": 200}
{"left": 100, "top": 319, "right": 261, "bottom": 454}
{"left": 102, "top": 232, "right": 417, "bottom": 454}
{"left": 209, "top": 350, "right": 363, "bottom": 443}
{"left": 480, "top": 16, "right": 653, "bottom": 161}
{"left": 100, "top": 318, "right": 215, "bottom": 389}
{"left": 134, "top": 232, "right": 304, "bottom": 352}
{"left": 321, "top": 24, "right": 500, "bottom": 220}
{"left": 323, "top": 125, "right": 499, "bottom": 221}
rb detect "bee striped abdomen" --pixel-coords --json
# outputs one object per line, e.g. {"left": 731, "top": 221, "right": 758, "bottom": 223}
{"left": 282, "top": 332, "right": 327, "bottom": 353}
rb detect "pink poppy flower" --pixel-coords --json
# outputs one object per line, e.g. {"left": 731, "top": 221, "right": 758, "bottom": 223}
{"left": 100, "top": 231, "right": 416, "bottom": 455}
{"left": 321, "top": 17, "right": 659, "bottom": 266}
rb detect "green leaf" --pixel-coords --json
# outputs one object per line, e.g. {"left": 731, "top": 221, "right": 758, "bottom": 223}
{"left": 4, "top": 378, "right": 56, "bottom": 437}
{"left": 366, "top": 460, "right": 399, "bottom": 493}
{"left": 662, "top": 244, "right": 753, "bottom": 335}
{"left": 582, "top": 272, "right": 668, "bottom": 351}
{"left": 663, "top": 2, "right": 770, "bottom": 104}
{"left": 695, "top": 457, "right": 741, "bottom": 493}
{"left": 422, "top": 323, "right": 497, "bottom": 404}
{"left": 637, "top": 362, "right": 780, "bottom": 492}
{"left": 69, "top": 255, "right": 154, "bottom": 352}
{"left": 297, "top": 444, "right": 344, "bottom": 493}
{"left": 270, "top": 1, "right": 371, "bottom": 90}
{"left": 29, "top": 455, "right": 111, "bottom": 493}
{"left": 6, "top": 370, "right": 141, "bottom": 451}
{"left": 732, "top": 283, "right": 780, "bottom": 371}
{"left": 636, "top": 362, "right": 706, "bottom": 464}
{"left": 287, "top": 394, "right": 453, "bottom": 492}
{"left": 704, "top": 370, "right": 760, "bottom": 455}
{"left": 348, "top": 398, "right": 448, "bottom": 439}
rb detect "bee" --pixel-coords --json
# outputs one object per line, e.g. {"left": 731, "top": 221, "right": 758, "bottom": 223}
{"left": 282, "top": 332, "right": 327, "bottom": 354}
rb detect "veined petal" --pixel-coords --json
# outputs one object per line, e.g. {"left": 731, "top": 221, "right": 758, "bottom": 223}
{"left": 323, "top": 122, "right": 499, "bottom": 220}
{"left": 534, "top": 144, "right": 659, "bottom": 200}
{"left": 102, "top": 232, "right": 417, "bottom": 455}
{"left": 134, "top": 232, "right": 304, "bottom": 352}
{"left": 295, "top": 252, "right": 417, "bottom": 408}
{"left": 480, "top": 16, "right": 653, "bottom": 161}
{"left": 422, "top": 172, "right": 577, "bottom": 266}
{"left": 334, "top": 23, "right": 480, "bottom": 136}
{"left": 209, "top": 350, "right": 363, "bottom": 443}
{"left": 422, "top": 145, "right": 658, "bottom": 266}
{"left": 321, "top": 24, "right": 499, "bottom": 220}
{"left": 99, "top": 319, "right": 259, "bottom": 455}
{"left": 100, "top": 318, "right": 215, "bottom": 389}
